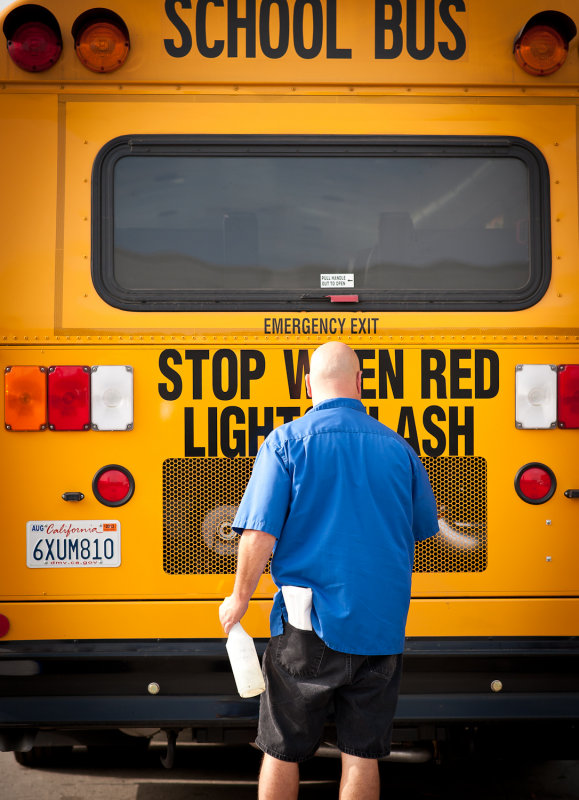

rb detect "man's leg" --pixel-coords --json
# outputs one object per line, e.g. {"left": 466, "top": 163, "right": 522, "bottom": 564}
{"left": 258, "top": 753, "right": 299, "bottom": 800}
{"left": 339, "top": 753, "right": 380, "bottom": 800}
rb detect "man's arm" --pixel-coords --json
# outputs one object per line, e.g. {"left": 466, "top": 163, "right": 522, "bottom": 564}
{"left": 218, "top": 529, "right": 276, "bottom": 634}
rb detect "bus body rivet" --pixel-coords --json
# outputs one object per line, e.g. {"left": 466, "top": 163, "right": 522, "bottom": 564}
{"left": 148, "top": 682, "right": 160, "bottom": 695}
{"left": 490, "top": 680, "right": 503, "bottom": 693}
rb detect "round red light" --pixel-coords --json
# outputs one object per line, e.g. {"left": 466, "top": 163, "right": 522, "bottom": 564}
{"left": 8, "top": 21, "right": 62, "bottom": 72}
{"left": 98, "top": 470, "right": 129, "bottom": 502}
{"left": 93, "top": 465, "right": 134, "bottom": 507}
{"left": 0, "top": 614, "right": 10, "bottom": 638}
{"left": 515, "top": 463, "right": 556, "bottom": 504}
{"left": 520, "top": 468, "right": 551, "bottom": 499}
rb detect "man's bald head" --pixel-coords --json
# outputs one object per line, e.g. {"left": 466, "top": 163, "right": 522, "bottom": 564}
{"left": 306, "top": 342, "right": 362, "bottom": 405}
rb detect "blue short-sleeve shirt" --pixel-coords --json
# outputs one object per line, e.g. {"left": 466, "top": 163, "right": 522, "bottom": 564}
{"left": 232, "top": 398, "right": 439, "bottom": 655}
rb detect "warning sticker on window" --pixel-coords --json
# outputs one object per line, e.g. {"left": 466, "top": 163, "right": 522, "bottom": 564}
{"left": 320, "top": 274, "right": 354, "bottom": 288}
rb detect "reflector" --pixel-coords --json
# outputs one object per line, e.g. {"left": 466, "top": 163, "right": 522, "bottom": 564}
{"left": 7, "top": 20, "right": 62, "bottom": 72}
{"left": 515, "top": 364, "right": 557, "bottom": 429}
{"left": 0, "top": 614, "right": 10, "bottom": 638}
{"left": 93, "top": 465, "right": 134, "bottom": 507}
{"left": 515, "top": 463, "right": 556, "bottom": 504}
{"left": 5, "top": 366, "right": 47, "bottom": 431}
{"left": 91, "top": 365, "right": 134, "bottom": 431}
{"left": 47, "top": 366, "right": 91, "bottom": 431}
{"left": 557, "top": 365, "right": 579, "bottom": 429}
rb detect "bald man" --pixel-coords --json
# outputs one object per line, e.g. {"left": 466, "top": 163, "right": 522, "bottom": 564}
{"left": 219, "top": 342, "right": 438, "bottom": 800}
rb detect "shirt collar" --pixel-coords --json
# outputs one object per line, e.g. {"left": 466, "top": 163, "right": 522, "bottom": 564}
{"left": 311, "top": 397, "right": 366, "bottom": 414}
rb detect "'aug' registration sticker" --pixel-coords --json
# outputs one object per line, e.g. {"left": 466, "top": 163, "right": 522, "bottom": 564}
{"left": 26, "top": 520, "right": 121, "bottom": 568}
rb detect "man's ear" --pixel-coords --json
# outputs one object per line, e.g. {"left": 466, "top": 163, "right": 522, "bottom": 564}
{"left": 355, "top": 371, "right": 362, "bottom": 398}
{"left": 305, "top": 374, "right": 312, "bottom": 398}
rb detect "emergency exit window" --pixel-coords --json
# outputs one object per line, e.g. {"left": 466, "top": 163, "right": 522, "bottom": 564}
{"left": 93, "top": 136, "right": 550, "bottom": 312}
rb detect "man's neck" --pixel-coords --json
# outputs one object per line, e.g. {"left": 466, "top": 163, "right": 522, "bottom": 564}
{"left": 311, "top": 391, "right": 360, "bottom": 406}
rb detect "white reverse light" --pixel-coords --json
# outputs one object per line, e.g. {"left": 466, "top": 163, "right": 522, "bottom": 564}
{"left": 515, "top": 364, "right": 557, "bottom": 429}
{"left": 91, "top": 365, "right": 134, "bottom": 431}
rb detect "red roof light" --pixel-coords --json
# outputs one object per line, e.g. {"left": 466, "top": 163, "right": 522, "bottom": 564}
{"left": 4, "top": 4, "right": 63, "bottom": 73}
{"left": 8, "top": 21, "right": 61, "bottom": 72}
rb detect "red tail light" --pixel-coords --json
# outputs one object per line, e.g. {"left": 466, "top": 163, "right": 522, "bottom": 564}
{"left": 3, "top": 7, "right": 62, "bottom": 72}
{"left": 93, "top": 465, "right": 134, "bottom": 507}
{"left": 47, "top": 366, "right": 91, "bottom": 431}
{"left": 557, "top": 365, "right": 579, "bottom": 429}
{"left": 515, "top": 463, "right": 556, "bottom": 504}
{"left": 0, "top": 614, "right": 10, "bottom": 638}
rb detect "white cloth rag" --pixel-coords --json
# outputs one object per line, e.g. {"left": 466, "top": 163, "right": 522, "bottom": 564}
{"left": 281, "top": 586, "right": 313, "bottom": 631}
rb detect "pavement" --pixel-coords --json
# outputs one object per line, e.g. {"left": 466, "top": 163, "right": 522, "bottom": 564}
{"left": 1, "top": 743, "right": 578, "bottom": 800}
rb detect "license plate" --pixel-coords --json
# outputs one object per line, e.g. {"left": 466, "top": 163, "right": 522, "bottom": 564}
{"left": 26, "top": 520, "right": 121, "bottom": 568}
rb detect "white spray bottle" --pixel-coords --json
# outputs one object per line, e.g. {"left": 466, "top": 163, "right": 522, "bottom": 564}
{"left": 226, "top": 622, "right": 266, "bottom": 698}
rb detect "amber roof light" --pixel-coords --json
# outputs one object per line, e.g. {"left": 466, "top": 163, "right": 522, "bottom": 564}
{"left": 72, "top": 9, "right": 129, "bottom": 73}
{"left": 514, "top": 11, "right": 577, "bottom": 76}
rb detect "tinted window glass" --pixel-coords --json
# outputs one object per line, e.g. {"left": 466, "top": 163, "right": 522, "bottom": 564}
{"left": 93, "top": 137, "right": 550, "bottom": 311}
{"left": 114, "top": 156, "right": 529, "bottom": 292}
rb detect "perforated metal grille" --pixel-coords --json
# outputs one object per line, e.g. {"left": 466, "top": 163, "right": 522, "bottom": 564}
{"left": 163, "top": 457, "right": 256, "bottom": 575}
{"left": 163, "top": 456, "right": 487, "bottom": 575}
{"left": 415, "top": 456, "right": 487, "bottom": 573}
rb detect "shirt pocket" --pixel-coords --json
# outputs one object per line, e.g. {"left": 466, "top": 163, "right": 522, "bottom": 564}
{"left": 274, "top": 621, "right": 326, "bottom": 679}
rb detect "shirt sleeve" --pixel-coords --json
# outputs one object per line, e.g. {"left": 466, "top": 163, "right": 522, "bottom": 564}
{"left": 231, "top": 438, "right": 291, "bottom": 538}
{"left": 410, "top": 452, "right": 439, "bottom": 542}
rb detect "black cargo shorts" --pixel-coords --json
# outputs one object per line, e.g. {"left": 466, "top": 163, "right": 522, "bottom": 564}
{"left": 255, "top": 621, "right": 403, "bottom": 763}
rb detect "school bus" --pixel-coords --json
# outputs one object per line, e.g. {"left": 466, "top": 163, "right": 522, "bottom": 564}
{"left": 0, "top": 0, "right": 578, "bottom": 764}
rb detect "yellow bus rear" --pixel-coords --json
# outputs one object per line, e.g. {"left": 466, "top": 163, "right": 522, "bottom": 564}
{"left": 0, "top": 0, "right": 578, "bottom": 761}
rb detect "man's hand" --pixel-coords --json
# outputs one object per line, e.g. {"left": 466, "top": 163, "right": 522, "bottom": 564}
{"left": 219, "top": 594, "right": 249, "bottom": 635}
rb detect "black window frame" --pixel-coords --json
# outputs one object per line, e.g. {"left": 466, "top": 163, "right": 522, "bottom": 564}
{"left": 91, "top": 135, "right": 551, "bottom": 312}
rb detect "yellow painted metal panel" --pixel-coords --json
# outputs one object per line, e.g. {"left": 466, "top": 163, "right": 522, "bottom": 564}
{"left": 0, "top": 94, "right": 576, "bottom": 337}
{"left": 0, "top": 599, "right": 271, "bottom": 641}
{"left": 0, "top": 1, "right": 578, "bottom": 89}
{"left": 407, "top": 597, "right": 579, "bottom": 638}
{"left": 0, "top": 95, "right": 59, "bottom": 337}
{"left": 0, "top": 597, "right": 577, "bottom": 641}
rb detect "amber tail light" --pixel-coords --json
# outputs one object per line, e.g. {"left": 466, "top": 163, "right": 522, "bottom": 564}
{"left": 4, "top": 366, "right": 47, "bottom": 431}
